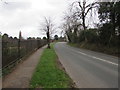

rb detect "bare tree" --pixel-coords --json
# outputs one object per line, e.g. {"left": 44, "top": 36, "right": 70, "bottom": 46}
{"left": 61, "top": 8, "right": 83, "bottom": 43}
{"left": 40, "top": 17, "right": 55, "bottom": 49}
{"left": 72, "top": 0, "right": 98, "bottom": 30}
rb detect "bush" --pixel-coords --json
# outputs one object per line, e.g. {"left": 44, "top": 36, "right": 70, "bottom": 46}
{"left": 98, "top": 23, "right": 112, "bottom": 45}
{"left": 109, "top": 36, "right": 119, "bottom": 47}
{"left": 71, "top": 33, "right": 79, "bottom": 43}
{"left": 78, "top": 29, "right": 99, "bottom": 43}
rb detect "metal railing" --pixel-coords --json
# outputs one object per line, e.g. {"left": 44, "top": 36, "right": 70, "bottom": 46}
{"left": 1, "top": 38, "right": 47, "bottom": 76}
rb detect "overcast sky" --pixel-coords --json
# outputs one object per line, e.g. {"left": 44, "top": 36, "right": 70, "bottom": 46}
{"left": 0, "top": 0, "right": 73, "bottom": 38}
{"left": 0, "top": 0, "right": 101, "bottom": 39}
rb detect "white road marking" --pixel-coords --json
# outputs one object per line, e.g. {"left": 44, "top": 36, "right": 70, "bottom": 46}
{"left": 79, "top": 51, "right": 118, "bottom": 66}
{"left": 78, "top": 52, "right": 87, "bottom": 55}
{"left": 91, "top": 56, "right": 118, "bottom": 66}
{"left": 69, "top": 47, "right": 118, "bottom": 66}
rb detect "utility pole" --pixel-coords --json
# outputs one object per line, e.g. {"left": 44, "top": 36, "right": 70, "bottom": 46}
{"left": 18, "top": 31, "right": 21, "bottom": 58}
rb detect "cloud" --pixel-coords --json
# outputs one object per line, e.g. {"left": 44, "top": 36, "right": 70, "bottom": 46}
{"left": 0, "top": 0, "right": 69, "bottom": 38}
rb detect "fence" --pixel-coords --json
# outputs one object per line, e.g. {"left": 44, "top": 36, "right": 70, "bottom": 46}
{"left": 0, "top": 33, "right": 1, "bottom": 87}
{"left": 2, "top": 35, "right": 47, "bottom": 75}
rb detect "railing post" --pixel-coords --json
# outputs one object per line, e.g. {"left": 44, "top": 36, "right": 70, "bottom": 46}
{"left": 18, "top": 37, "right": 20, "bottom": 59}
{"left": 0, "top": 32, "right": 2, "bottom": 88}
{"left": 0, "top": 32, "right": 2, "bottom": 69}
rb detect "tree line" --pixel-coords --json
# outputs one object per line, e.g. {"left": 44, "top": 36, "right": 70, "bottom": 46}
{"left": 2, "top": 33, "right": 47, "bottom": 67}
{"left": 62, "top": 1, "right": 120, "bottom": 48}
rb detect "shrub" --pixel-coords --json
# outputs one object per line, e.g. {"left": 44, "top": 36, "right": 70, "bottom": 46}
{"left": 78, "top": 29, "right": 99, "bottom": 43}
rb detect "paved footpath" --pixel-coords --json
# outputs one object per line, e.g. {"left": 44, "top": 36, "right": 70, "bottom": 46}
{"left": 2, "top": 46, "right": 46, "bottom": 88}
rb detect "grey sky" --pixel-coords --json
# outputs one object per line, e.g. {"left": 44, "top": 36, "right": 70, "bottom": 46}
{"left": 0, "top": 0, "right": 71, "bottom": 38}
{"left": 0, "top": 0, "right": 105, "bottom": 38}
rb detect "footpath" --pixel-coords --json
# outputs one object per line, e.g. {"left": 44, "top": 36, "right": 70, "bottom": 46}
{"left": 2, "top": 46, "right": 46, "bottom": 88}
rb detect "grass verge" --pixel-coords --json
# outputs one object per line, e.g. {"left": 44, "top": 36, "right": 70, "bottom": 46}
{"left": 30, "top": 43, "right": 74, "bottom": 88}
{"left": 68, "top": 42, "right": 119, "bottom": 57}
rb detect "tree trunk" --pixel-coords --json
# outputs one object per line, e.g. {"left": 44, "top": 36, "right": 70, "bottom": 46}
{"left": 47, "top": 42, "right": 50, "bottom": 48}
{"left": 47, "top": 29, "right": 50, "bottom": 49}
{"left": 82, "top": 14, "right": 88, "bottom": 42}
{"left": 82, "top": 15, "right": 86, "bottom": 30}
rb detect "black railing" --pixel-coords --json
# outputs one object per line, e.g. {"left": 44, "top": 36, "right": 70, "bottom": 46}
{"left": 2, "top": 37, "right": 47, "bottom": 75}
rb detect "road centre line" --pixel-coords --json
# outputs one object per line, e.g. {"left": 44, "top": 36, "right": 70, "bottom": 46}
{"left": 68, "top": 47, "right": 118, "bottom": 66}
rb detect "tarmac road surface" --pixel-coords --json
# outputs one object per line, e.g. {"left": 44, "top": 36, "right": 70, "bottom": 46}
{"left": 54, "top": 42, "right": 118, "bottom": 88}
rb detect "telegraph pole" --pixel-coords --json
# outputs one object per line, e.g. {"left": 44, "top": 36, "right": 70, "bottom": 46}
{"left": 18, "top": 31, "right": 21, "bottom": 58}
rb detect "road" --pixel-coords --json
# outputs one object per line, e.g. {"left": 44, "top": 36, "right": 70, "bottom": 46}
{"left": 54, "top": 42, "right": 118, "bottom": 88}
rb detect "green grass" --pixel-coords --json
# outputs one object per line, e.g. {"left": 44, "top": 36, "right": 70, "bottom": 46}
{"left": 30, "top": 43, "right": 73, "bottom": 88}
